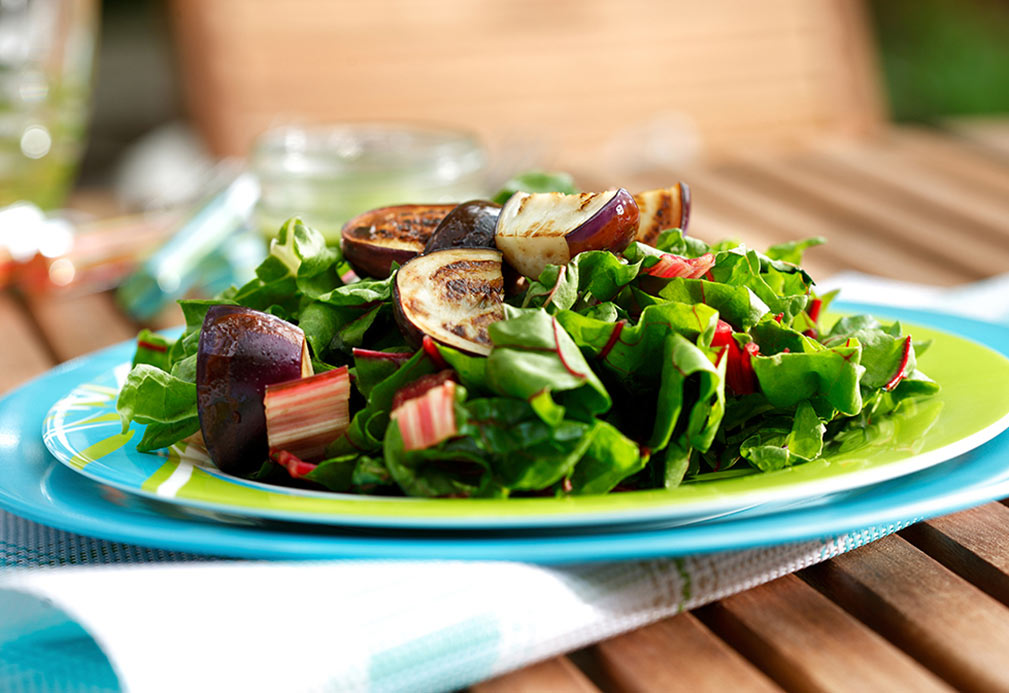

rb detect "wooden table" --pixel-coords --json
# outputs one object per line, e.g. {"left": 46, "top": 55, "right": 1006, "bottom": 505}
{"left": 5, "top": 123, "right": 1009, "bottom": 692}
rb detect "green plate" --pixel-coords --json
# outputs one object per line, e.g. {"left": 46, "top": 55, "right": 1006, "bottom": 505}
{"left": 41, "top": 306, "right": 1009, "bottom": 530}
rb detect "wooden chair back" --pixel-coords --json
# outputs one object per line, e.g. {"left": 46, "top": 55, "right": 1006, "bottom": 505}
{"left": 171, "top": 0, "right": 885, "bottom": 170}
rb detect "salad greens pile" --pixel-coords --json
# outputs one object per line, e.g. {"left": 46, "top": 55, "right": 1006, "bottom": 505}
{"left": 118, "top": 176, "right": 939, "bottom": 499}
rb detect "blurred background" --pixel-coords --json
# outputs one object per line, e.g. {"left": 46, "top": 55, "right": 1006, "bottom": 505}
{"left": 2, "top": 0, "right": 1009, "bottom": 341}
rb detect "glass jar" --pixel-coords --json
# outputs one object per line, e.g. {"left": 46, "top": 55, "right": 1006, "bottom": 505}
{"left": 0, "top": 0, "right": 98, "bottom": 209}
{"left": 251, "top": 123, "right": 489, "bottom": 243}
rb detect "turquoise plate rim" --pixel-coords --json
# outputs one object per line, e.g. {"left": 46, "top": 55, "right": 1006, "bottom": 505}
{"left": 0, "top": 303, "right": 1009, "bottom": 560}
{"left": 36, "top": 301, "right": 1009, "bottom": 530}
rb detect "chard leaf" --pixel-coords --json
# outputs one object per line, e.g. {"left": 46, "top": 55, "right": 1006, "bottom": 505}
{"left": 655, "top": 229, "right": 712, "bottom": 258}
{"left": 486, "top": 307, "right": 611, "bottom": 418}
{"left": 384, "top": 422, "right": 492, "bottom": 498}
{"left": 648, "top": 333, "right": 726, "bottom": 453}
{"left": 658, "top": 277, "right": 769, "bottom": 330}
{"left": 765, "top": 237, "right": 825, "bottom": 265}
{"left": 459, "top": 398, "right": 593, "bottom": 490}
{"left": 556, "top": 300, "right": 719, "bottom": 383}
{"left": 116, "top": 365, "right": 200, "bottom": 452}
{"left": 824, "top": 317, "right": 916, "bottom": 390}
{"left": 491, "top": 171, "right": 578, "bottom": 205}
{"left": 131, "top": 329, "right": 173, "bottom": 371}
{"left": 752, "top": 344, "right": 865, "bottom": 416}
{"left": 569, "top": 420, "right": 646, "bottom": 494}
{"left": 523, "top": 251, "right": 642, "bottom": 312}
{"left": 709, "top": 248, "right": 809, "bottom": 323}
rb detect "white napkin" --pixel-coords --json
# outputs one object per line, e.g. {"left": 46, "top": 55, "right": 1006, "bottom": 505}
{"left": 2, "top": 271, "right": 1006, "bottom": 693}
{"left": 0, "top": 526, "right": 904, "bottom": 693}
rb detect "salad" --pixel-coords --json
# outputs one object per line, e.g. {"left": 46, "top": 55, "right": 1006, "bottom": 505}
{"left": 117, "top": 172, "right": 939, "bottom": 499}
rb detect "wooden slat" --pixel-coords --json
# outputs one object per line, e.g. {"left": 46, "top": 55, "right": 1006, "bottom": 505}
{"left": 587, "top": 613, "right": 781, "bottom": 692}
{"left": 801, "top": 534, "right": 1009, "bottom": 692}
{"left": 809, "top": 140, "right": 1009, "bottom": 248}
{"left": 901, "top": 504, "right": 1009, "bottom": 608}
{"left": 885, "top": 127, "right": 1009, "bottom": 202}
{"left": 23, "top": 292, "right": 138, "bottom": 362}
{"left": 685, "top": 168, "right": 955, "bottom": 282}
{"left": 944, "top": 118, "right": 1009, "bottom": 162}
{"left": 471, "top": 657, "right": 599, "bottom": 693}
{"left": 696, "top": 574, "right": 952, "bottom": 692}
{"left": 0, "top": 292, "right": 55, "bottom": 393}
{"left": 721, "top": 156, "right": 990, "bottom": 282}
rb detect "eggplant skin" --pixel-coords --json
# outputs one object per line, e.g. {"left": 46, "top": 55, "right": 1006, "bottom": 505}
{"left": 341, "top": 204, "right": 455, "bottom": 278}
{"left": 424, "top": 200, "right": 501, "bottom": 253}
{"left": 196, "top": 305, "right": 308, "bottom": 475}
{"left": 393, "top": 248, "right": 505, "bottom": 356}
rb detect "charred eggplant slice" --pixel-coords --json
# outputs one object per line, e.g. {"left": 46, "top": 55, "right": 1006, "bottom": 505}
{"left": 633, "top": 182, "right": 691, "bottom": 246}
{"left": 340, "top": 204, "right": 455, "bottom": 278}
{"left": 494, "top": 189, "right": 639, "bottom": 279}
{"left": 424, "top": 200, "right": 501, "bottom": 253}
{"left": 196, "top": 305, "right": 312, "bottom": 475}
{"left": 393, "top": 248, "right": 505, "bottom": 356}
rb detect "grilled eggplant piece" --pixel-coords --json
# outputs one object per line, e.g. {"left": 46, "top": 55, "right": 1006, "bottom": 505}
{"left": 196, "top": 305, "right": 312, "bottom": 475}
{"left": 494, "top": 189, "right": 639, "bottom": 279}
{"left": 424, "top": 200, "right": 501, "bottom": 253}
{"left": 633, "top": 182, "right": 691, "bottom": 246}
{"left": 393, "top": 248, "right": 505, "bottom": 356}
{"left": 340, "top": 204, "right": 455, "bottom": 278}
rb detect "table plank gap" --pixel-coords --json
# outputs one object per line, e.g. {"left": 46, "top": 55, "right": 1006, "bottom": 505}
{"left": 716, "top": 156, "right": 992, "bottom": 281}
{"left": 687, "top": 168, "right": 962, "bottom": 284}
{"left": 694, "top": 573, "right": 953, "bottom": 693}
{"left": 900, "top": 504, "right": 1009, "bottom": 608}
{"left": 583, "top": 611, "right": 782, "bottom": 692}
{"left": 23, "top": 291, "right": 139, "bottom": 363}
{"left": 0, "top": 292, "right": 57, "bottom": 393}
{"left": 800, "top": 534, "right": 1009, "bottom": 692}
{"left": 470, "top": 656, "right": 599, "bottom": 693}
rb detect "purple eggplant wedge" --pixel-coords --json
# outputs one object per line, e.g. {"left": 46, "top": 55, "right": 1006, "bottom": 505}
{"left": 423, "top": 200, "right": 501, "bottom": 253}
{"left": 494, "top": 189, "right": 639, "bottom": 279}
{"left": 340, "top": 204, "right": 455, "bottom": 278}
{"left": 633, "top": 182, "right": 691, "bottom": 246}
{"left": 393, "top": 248, "right": 505, "bottom": 356}
{"left": 196, "top": 305, "right": 313, "bottom": 474}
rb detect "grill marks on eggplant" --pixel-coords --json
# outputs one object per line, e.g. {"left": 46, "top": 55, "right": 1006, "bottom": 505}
{"left": 634, "top": 183, "right": 691, "bottom": 246}
{"left": 394, "top": 249, "right": 505, "bottom": 355}
{"left": 341, "top": 204, "right": 455, "bottom": 277}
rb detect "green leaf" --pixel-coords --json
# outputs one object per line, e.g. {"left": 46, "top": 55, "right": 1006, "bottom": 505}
{"left": 648, "top": 333, "right": 726, "bottom": 453}
{"left": 765, "top": 237, "right": 825, "bottom": 265}
{"left": 751, "top": 345, "right": 865, "bottom": 416}
{"left": 709, "top": 248, "right": 810, "bottom": 323}
{"left": 569, "top": 420, "right": 646, "bottom": 495}
{"left": 486, "top": 307, "right": 611, "bottom": 418}
{"left": 557, "top": 301, "right": 719, "bottom": 384}
{"left": 383, "top": 420, "right": 492, "bottom": 498}
{"left": 823, "top": 316, "right": 917, "bottom": 390}
{"left": 523, "top": 251, "right": 642, "bottom": 312}
{"left": 131, "top": 329, "right": 173, "bottom": 371}
{"left": 352, "top": 348, "right": 412, "bottom": 399}
{"left": 116, "top": 365, "right": 200, "bottom": 452}
{"left": 459, "top": 398, "right": 593, "bottom": 490}
{"left": 491, "top": 171, "right": 578, "bottom": 205}
{"left": 303, "top": 455, "right": 356, "bottom": 492}
{"left": 658, "top": 277, "right": 770, "bottom": 330}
